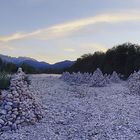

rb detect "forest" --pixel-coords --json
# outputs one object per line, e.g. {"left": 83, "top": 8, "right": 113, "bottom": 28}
{"left": 67, "top": 42, "right": 140, "bottom": 78}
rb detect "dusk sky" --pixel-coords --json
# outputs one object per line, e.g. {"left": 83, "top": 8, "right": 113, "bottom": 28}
{"left": 0, "top": 0, "right": 140, "bottom": 63}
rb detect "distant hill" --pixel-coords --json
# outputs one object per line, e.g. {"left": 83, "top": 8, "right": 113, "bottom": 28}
{"left": 51, "top": 60, "right": 74, "bottom": 69}
{"left": 0, "top": 54, "right": 75, "bottom": 70}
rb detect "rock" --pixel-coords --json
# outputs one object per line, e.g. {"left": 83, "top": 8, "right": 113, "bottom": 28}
{"left": 2, "top": 126, "right": 11, "bottom": 131}
{"left": 13, "top": 111, "right": 19, "bottom": 115}
{"left": 11, "top": 114, "right": 17, "bottom": 119}
{"left": 1, "top": 90, "right": 8, "bottom": 98}
{"left": 14, "top": 92, "right": 19, "bottom": 98}
{"left": 4, "top": 105, "right": 12, "bottom": 111}
{"left": 12, "top": 102, "right": 19, "bottom": 108}
{"left": 7, "top": 111, "right": 12, "bottom": 114}
{"left": 0, "top": 124, "right": 3, "bottom": 128}
{"left": 0, "top": 101, "right": 3, "bottom": 106}
{"left": 15, "top": 120, "right": 21, "bottom": 124}
{"left": 7, "top": 94, "right": 13, "bottom": 98}
{"left": 11, "top": 123, "right": 17, "bottom": 130}
{"left": 0, "top": 109, "right": 7, "bottom": 115}
{"left": 7, "top": 102, "right": 13, "bottom": 106}
{"left": 12, "top": 91, "right": 18, "bottom": 95}
{"left": 8, "top": 121, "right": 12, "bottom": 125}
{"left": 0, "top": 119, "right": 5, "bottom": 125}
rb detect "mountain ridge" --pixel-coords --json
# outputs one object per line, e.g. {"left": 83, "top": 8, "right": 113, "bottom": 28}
{"left": 0, "top": 54, "right": 75, "bottom": 69}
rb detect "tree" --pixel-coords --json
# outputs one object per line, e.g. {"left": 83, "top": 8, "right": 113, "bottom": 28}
{"left": 67, "top": 42, "right": 140, "bottom": 78}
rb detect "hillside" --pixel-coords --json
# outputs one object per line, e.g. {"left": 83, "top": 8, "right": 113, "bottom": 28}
{"left": 0, "top": 54, "right": 74, "bottom": 70}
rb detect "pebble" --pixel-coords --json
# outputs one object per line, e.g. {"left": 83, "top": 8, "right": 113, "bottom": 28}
{"left": 4, "top": 105, "right": 12, "bottom": 111}
{"left": 7, "top": 102, "right": 13, "bottom": 106}
{"left": 0, "top": 119, "right": 5, "bottom": 125}
{"left": 11, "top": 123, "right": 17, "bottom": 130}
{"left": 7, "top": 94, "right": 13, "bottom": 99}
{"left": 2, "top": 126, "right": 11, "bottom": 131}
{"left": 0, "top": 109, "right": 7, "bottom": 115}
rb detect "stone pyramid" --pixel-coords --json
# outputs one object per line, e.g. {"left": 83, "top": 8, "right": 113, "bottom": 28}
{"left": 0, "top": 68, "right": 43, "bottom": 131}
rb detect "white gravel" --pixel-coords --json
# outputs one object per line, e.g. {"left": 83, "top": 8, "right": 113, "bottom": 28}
{"left": 1, "top": 74, "right": 140, "bottom": 140}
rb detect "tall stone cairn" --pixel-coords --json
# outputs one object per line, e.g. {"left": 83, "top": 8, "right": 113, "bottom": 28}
{"left": 0, "top": 68, "right": 43, "bottom": 131}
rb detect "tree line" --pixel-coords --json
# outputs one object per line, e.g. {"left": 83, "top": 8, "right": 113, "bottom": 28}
{"left": 0, "top": 58, "right": 17, "bottom": 73}
{"left": 0, "top": 59, "right": 63, "bottom": 74}
{"left": 66, "top": 43, "right": 140, "bottom": 78}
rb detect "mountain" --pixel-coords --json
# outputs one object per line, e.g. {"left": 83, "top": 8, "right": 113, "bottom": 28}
{"left": 19, "top": 60, "right": 50, "bottom": 69}
{"left": 0, "top": 55, "right": 36, "bottom": 65}
{"left": 0, "top": 54, "right": 75, "bottom": 69}
{"left": 51, "top": 60, "right": 74, "bottom": 69}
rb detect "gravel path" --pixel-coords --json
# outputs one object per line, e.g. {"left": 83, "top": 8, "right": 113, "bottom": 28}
{"left": 1, "top": 74, "right": 140, "bottom": 140}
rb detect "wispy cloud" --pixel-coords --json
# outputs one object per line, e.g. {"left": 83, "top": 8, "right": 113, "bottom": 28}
{"left": 0, "top": 44, "right": 15, "bottom": 51}
{"left": 1, "top": 11, "right": 140, "bottom": 42}
{"left": 79, "top": 43, "right": 108, "bottom": 52}
{"left": 64, "top": 48, "right": 75, "bottom": 52}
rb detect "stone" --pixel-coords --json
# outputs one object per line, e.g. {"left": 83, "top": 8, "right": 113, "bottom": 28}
{"left": 2, "top": 126, "right": 11, "bottom": 131}
{"left": 7, "top": 111, "right": 12, "bottom": 114}
{"left": 0, "top": 109, "right": 7, "bottom": 115}
{"left": 8, "top": 121, "right": 12, "bottom": 125}
{"left": 11, "top": 114, "right": 17, "bottom": 119}
{"left": 1, "top": 90, "right": 8, "bottom": 98}
{"left": 12, "top": 102, "right": 19, "bottom": 108}
{"left": 11, "top": 123, "right": 17, "bottom": 130}
{"left": 0, "top": 101, "right": 3, "bottom": 106}
{"left": 0, "top": 119, "right": 5, "bottom": 125}
{"left": 0, "top": 124, "right": 3, "bottom": 128}
{"left": 15, "top": 120, "right": 21, "bottom": 124}
{"left": 13, "top": 111, "right": 19, "bottom": 115}
{"left": 14, "top": 92, "right": 19, "bottom": 98}
{"left": 4, "top": 105, "right": 12, "bottom": 111}
{"left": 7, "top": 102, "right": 13, "bottom": 106}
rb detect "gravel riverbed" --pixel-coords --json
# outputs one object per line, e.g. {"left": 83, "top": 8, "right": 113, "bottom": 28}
{"left": 1, "top": 74, "right": 140, "bottom": 140}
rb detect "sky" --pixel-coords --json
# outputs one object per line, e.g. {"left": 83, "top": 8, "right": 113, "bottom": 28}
{"left": 0, "top": 0, "right": 140, "bottom": 64}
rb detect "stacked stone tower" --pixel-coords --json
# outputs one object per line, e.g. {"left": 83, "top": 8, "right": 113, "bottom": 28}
{"left": 0, "top": 68, "right": 43, "bottom": 131}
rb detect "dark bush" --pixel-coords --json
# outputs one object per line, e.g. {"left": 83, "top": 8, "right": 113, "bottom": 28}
{"left": 0, "top": 72, "right": 10, "bottom": 90}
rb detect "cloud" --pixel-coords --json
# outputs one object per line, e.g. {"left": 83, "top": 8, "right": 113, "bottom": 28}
{"left": 1, "top": 11, "right": 140, "bottom": 42}
{"left": 0, "top": 44, "right": 15, "bottom": 50}
{"left": 0, "top": 31, "right": 40, "bottom": 42}
{"left": 79, "top": 43, "right": 108, "bottom": 52}
{"left": 64, "top": 48, "right": 75, "bottom": 52}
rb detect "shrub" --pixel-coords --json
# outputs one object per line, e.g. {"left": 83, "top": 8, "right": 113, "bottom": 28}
{"left": 24, "top": 75, "right": 31, "bottom": 85}
{"left": 0, "top": 72, "right": 10, "bottom": 90}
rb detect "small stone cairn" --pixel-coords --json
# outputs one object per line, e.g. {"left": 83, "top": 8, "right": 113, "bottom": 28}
{"left": 61, "top": 69, "right": 112, "bottom": 87}
{"left": 0, "top": 68, "right": 43, "bottom": 131}
{"left": 127, "top": 71, "right": 140, "bottom": 95}
{"left": 110, "top": 71, "right": 121, "bottom": 83}
{"left": 89, "top": 68, "right": 106, "bottom": 87}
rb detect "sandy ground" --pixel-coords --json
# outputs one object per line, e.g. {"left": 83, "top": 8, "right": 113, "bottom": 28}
{"left": 1, "top": 74, "right": 140, "bottom": 140}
